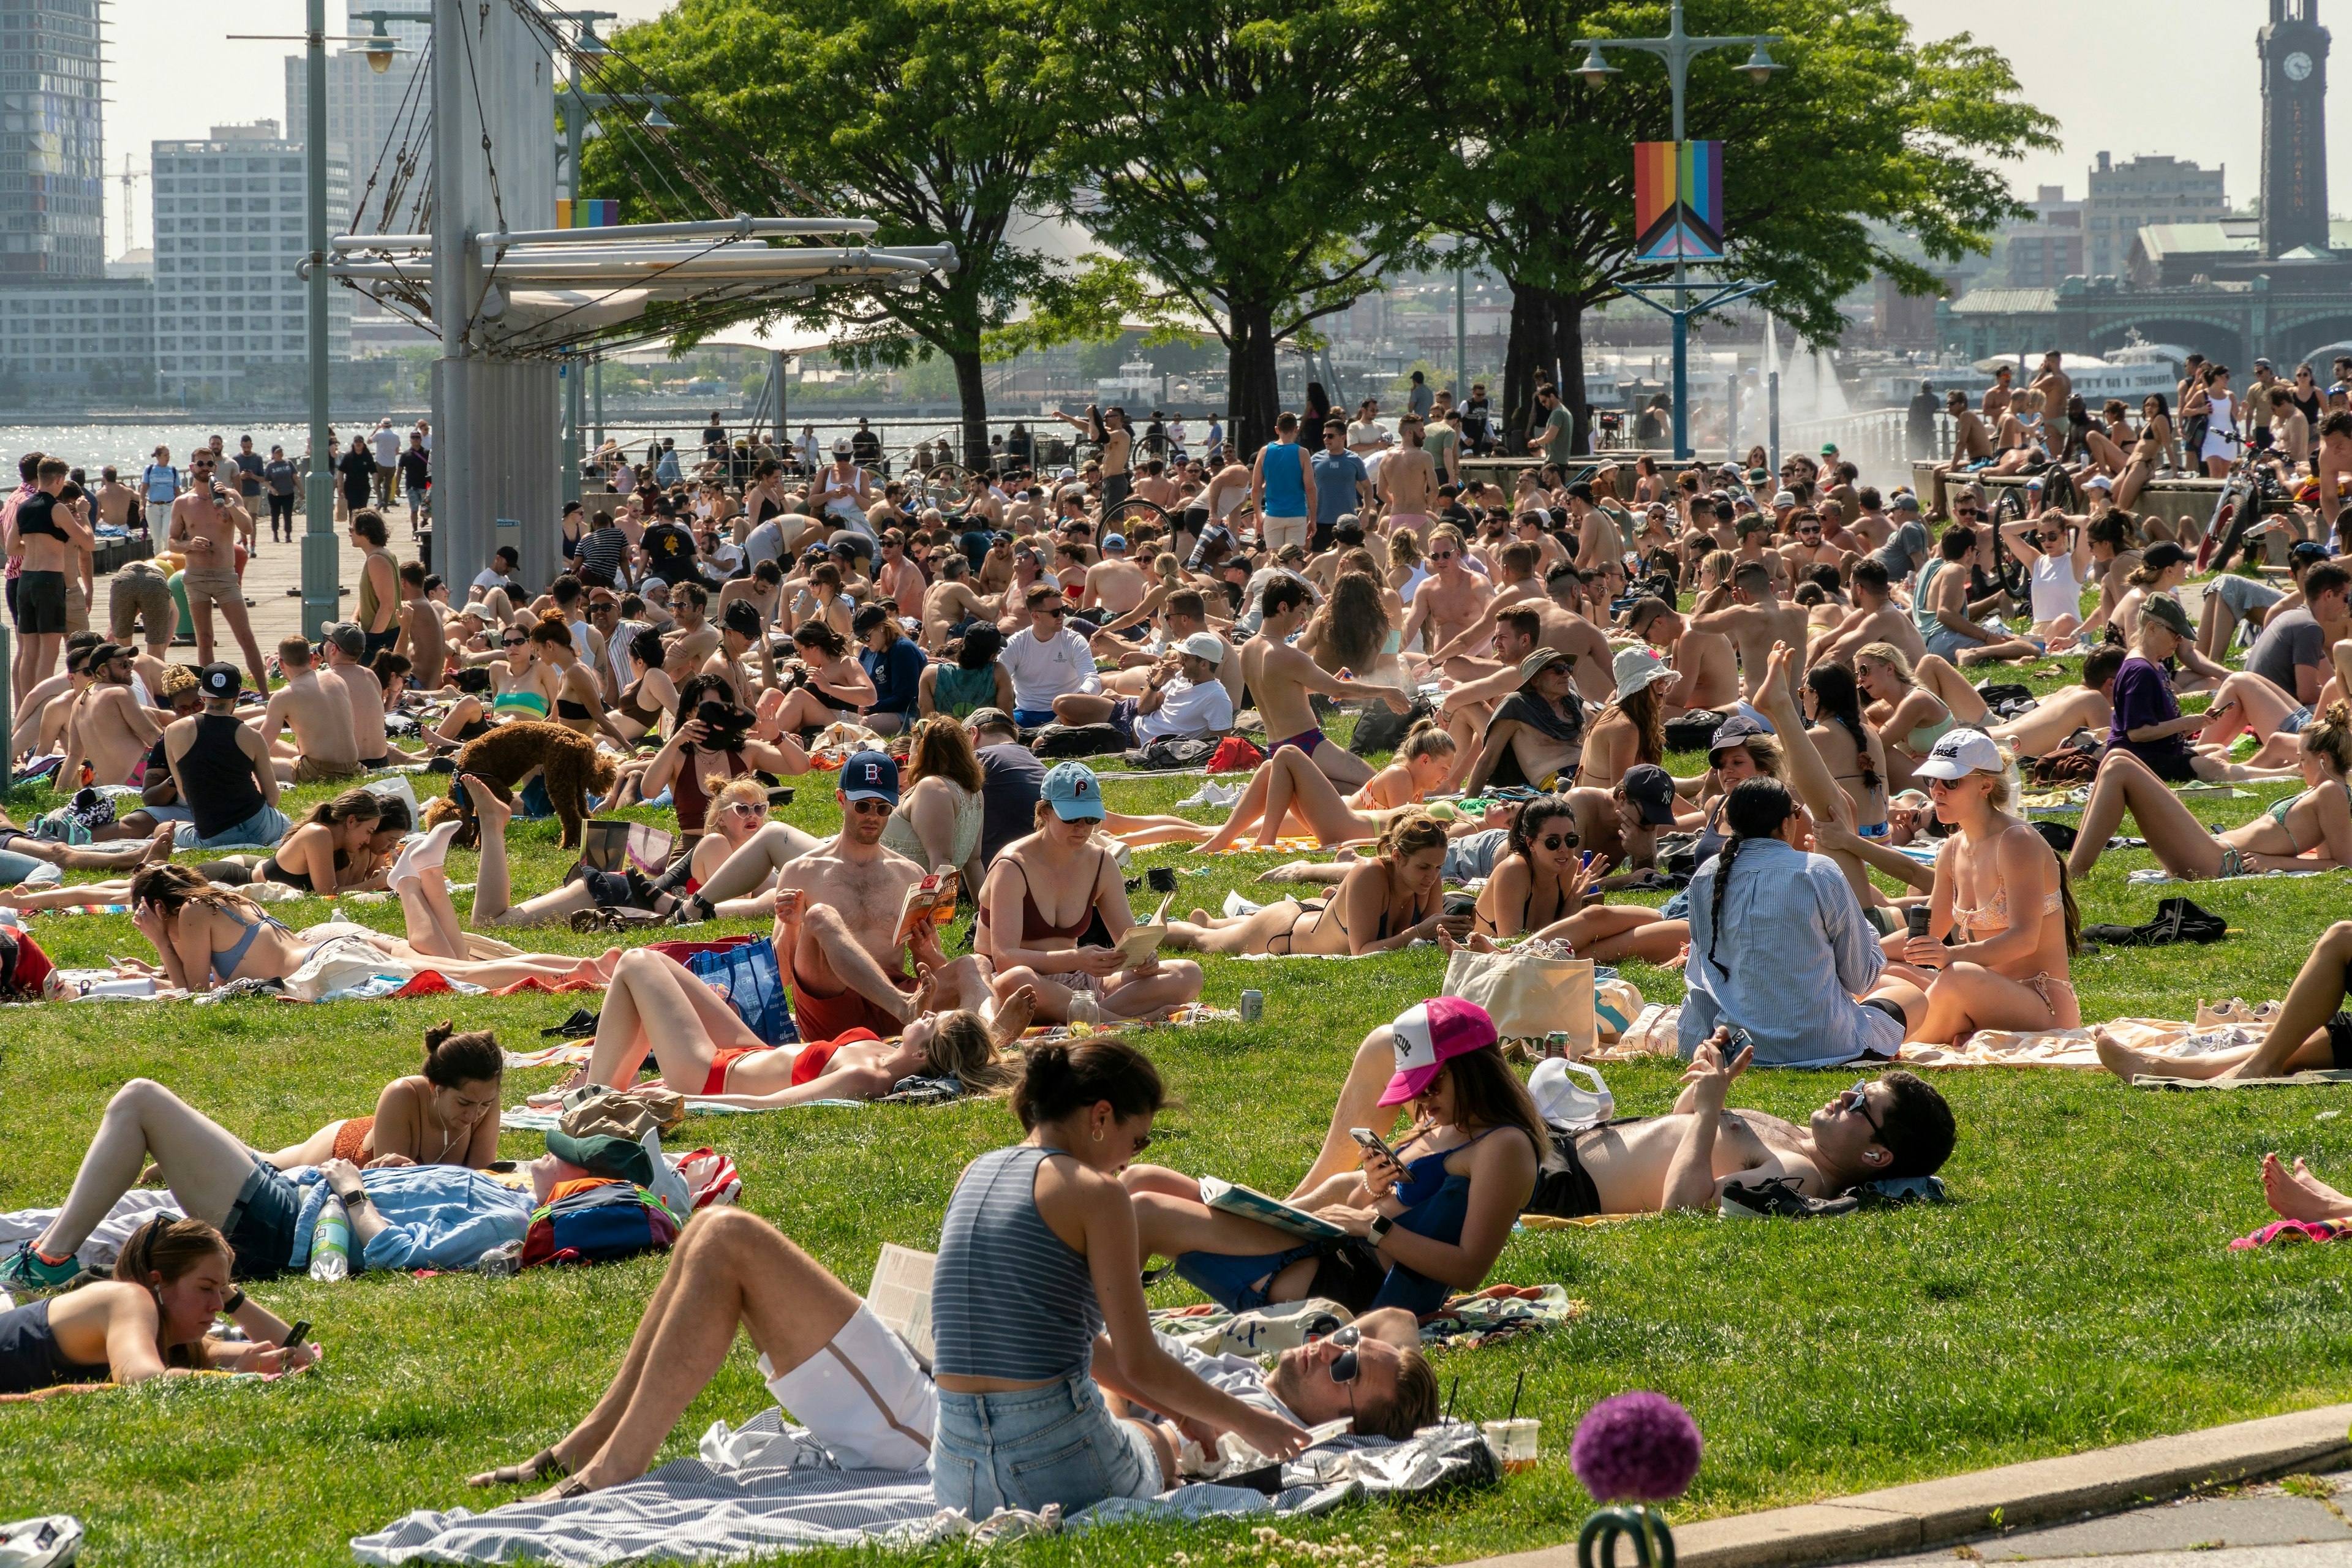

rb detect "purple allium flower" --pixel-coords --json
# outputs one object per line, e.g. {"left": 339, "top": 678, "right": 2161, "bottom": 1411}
{"left": 1569, "top": 1392, "right": 1702, "bottom": 1502}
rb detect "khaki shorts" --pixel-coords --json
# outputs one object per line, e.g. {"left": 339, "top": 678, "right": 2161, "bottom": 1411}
{"left": 64, "top": 578, "right": 88, "bottom": 635}
{"left": 293, "top": 755, "right": 361, "bottom": 785}
{"left": 110, "top": 565, "right": 177, "bottom": 645}
{"left": 181, "top": 564, "right": 243, "bottom": 616}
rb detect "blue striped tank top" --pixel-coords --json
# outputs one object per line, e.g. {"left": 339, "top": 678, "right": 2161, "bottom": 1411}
{"left": 930, "top": 1144, "right": 1101, "bottom": 1381}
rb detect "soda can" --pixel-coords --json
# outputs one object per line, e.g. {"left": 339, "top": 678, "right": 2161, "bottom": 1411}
{"left": 1544, "top": 1031, "right": 1571, "bottom": 1060}
{"left": 1239, "top": 989, "right": 1264, "bottom": 1022}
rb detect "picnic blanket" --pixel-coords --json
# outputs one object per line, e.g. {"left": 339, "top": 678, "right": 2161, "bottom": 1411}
{"left": 2125, "top": 865, "right": 2344, "bottom": 886}
{"left": 1591, "top": 1002, "right": 2290, "bottom": 1071}
{"left": 352, "top": 1408, "right": 1493, "bottom": 1568}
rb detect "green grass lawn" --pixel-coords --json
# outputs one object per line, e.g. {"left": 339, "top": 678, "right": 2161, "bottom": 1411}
{"left": 7, "top": 672, "right": 2352, "bottom": 1567}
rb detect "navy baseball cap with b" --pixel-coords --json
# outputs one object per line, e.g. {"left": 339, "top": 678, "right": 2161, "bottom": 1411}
{"left": 1042, "top": 761, "right": 1105, "bottom": 821}
{"left": 840, "top": 751, "right": 900, "bottom": 805}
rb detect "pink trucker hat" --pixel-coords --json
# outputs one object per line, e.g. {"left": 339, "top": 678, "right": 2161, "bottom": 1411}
{"left": 1378, "top": 997, "right": 1501, "bottom": 1106}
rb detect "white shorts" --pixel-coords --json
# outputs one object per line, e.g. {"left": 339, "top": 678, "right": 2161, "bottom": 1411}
{"left": 760, "top": 1302, "right": 937, "bottom": 1471}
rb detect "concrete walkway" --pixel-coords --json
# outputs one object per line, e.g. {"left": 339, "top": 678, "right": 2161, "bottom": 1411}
{"left": 122, "top": 514, "right": 415, "bottom": 652}
{"left": 1856, "top": 1469, "right": 2352, "bottom": 1567}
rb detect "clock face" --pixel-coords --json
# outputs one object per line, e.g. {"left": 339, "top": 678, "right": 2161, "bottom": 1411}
{"left": 2285, "top": 50, "right": 2314, "bottom": 81}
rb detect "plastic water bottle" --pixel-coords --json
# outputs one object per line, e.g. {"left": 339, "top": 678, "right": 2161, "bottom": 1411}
{"left": 308, "top": 1195, "right": 350, "bottom": 1283}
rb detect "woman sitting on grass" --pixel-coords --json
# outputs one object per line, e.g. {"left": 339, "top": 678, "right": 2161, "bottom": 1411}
{"left": 978, "top": 762, "right": 1204, "bottom": 1024}
{"left": 1463, "top": 793, "right": 1688, "bottom": 962}
{"left": 0, "top": 1216, "right": 318, "bottom": 1391}
{"left": 263, "top": 1021, "right": 503, "bottom": 1171}
{"left": 880, "top": 716, "right": 987, "bottom": 879}
{"left": 556, "top": 946, "right": 1034, "bottom": 1103}
{"left": 115, "top": 862, "right": 614, "bottom": 996}
{"left": 1574, "top": 647, "right": 1672, "bottom": 791}
{"left": 2064, "top": 702, "right": 2352, "bottom": 883}
{"left": 1164, "top": 812, "right": 1471, "bottom": 956}
{"left": 1887, "top": 729, "right": 2082, "bottom": 1042}
{"left": 1855, "top": 643, "right": 1962, "bottom": 793}
{"left": 197, "top": 788, "right": 409, "bottom": 895}
{"left": 2095, "top": 921, "right": 2352, "bottom": 1086}
{"left": 1123, "top": 997, "right": 1543, "bottom": 1316}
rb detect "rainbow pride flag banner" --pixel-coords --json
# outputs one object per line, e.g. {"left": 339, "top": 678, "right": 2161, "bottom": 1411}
{"left": 1634, "top": 140, "right": 1723, "bottom": 262}
{"left": 557, "top": 198, "right": 620, "bottom": 228}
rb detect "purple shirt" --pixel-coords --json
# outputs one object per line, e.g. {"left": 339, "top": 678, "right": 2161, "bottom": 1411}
{"left": 2108, "top": 655, "right": 2190, "bottom": 772}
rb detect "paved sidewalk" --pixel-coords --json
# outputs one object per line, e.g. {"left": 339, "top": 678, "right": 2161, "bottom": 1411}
{"left": 1855, "top": 1469, "right": 2352, "bottom": 1567}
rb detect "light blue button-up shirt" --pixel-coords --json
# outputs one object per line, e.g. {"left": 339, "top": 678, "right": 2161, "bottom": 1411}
{"left": 288, "top": 1164, "right": 533, "bottom": 1273}
{"left": 1678, "top": 837, "right": 1902, "bottom": 1069}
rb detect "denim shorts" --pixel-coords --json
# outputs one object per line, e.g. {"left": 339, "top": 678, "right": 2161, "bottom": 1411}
{"left": 1922, "top": 625, "right": 1979, "bottom": 662}
{"left": 2282, "top": 706, "right": 2315, "bottom": 736}
{"left": 176, "top": 803, "right": 292, "bottom": 851}
{"left": 221, "top": 1155, "right": 304, "bottom": 1280}
{"left": 931, "top": 1374, "right": 1161, "bottom": 1518}
{"left": 0, "top": 847, "right": 40, "bottom": 886}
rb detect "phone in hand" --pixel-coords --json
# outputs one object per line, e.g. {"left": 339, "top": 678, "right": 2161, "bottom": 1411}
{"left": 282, "top": 1320, "right": 311, "bottom": 1348}
{"left": 1350, "top": 1126, "right": 1400, "bottom": 1167}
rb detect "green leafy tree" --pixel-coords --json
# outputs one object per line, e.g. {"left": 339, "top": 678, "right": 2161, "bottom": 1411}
{"left": 1403, "top": 0, "right": 2056, "bottom": 453}
{"left": 1035, "top": 0, "right": 1438, "bottom": 458}
{"left": 594, "top": 0, "right": 1082, "bottom": 465}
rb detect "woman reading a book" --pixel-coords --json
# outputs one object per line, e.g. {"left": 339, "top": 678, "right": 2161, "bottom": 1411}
{"left": 977, "top": 762, "right": 1205, "bottom": 1025}
{"left": 1159, "top": 812, "right": 1472, "bottom": 956}
{"left": 1123, "top": 997, "right": 1545, "bottom": 1316}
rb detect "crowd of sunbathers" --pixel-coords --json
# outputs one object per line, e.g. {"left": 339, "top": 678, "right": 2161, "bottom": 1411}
{"left": 10, "top": 412, "right": 2352, "bottom": 1525}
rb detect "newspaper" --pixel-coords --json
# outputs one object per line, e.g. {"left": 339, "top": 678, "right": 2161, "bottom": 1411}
{"left": 867, "top": 1243, "right": 936, "bottom": 1370}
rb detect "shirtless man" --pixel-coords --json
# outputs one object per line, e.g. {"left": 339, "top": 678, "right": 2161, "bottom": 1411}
{"left": 320, "top": 622, "right": 410, "bottom": 769}
{"left": 1691, "top": 560, "right": 1809, "bottom": 704}
{"left": 1929, "top": 391, "right": 1995, "bottom": 522}
{"left": 1379, "top": 415, "right": 1439, "bottom": 532}
{"left": 2030, "top": 349, "right": 2072, "bottom": 449}
{"left": 1982, "top": 645, "right": 2124, "bottom": 760}
{"left": 94, "top": 464, "right": 137, "bottom": 529}
{"left": 1810, "top": 560, "right": 1926, "bottom": 669}
{"left": 1626, "top": 597, "right": 1738, "bottom": 715}
{"left": 1200, "top": 456, "right": 1253, "bottom": 533}
{"left": 1300, "top": 1023, "right": 1953, "bottom": 1223}
{"left": 660, "top": 581, "right": 722, "bottom": 685}
{"left": 1431, "top": 605, "right": 1602, "bottom": 787}
{"left": 168, "top": 450, "right": 267, "bottom": 694}
{"left": 872, "top": 530, "right": 927, "bottom": 612}
{"left": 1248, "top": 576, "right": 1406, "bottom": 790}
{"left": 1728, "top": 513, "right": 1792, "bottom": 595}
{"left": 1777, "top": 511, "right": 1840, "bottom": 578}
{"left": 725, "top": 752, "right": 994, "bottom": 1037}
{"left": 921, "top": 555, "right": 989, "bottom": 650}
{"left": 1082, "top": 534, "right": 1150, "bottom": 638}
{"left": 2316, "top": 410, "right": 2352, "bottom": 549}
{"left": 257, "top": 635, "right": 360, "bottom": 783}
{"left": 1133, "top": 459, "right": 1182, "bottom": 510}
{"left": 62, "top": 641, "right": 162, "bottom": 787}
{"left": 1396, "top": 526, "right": 1491, "bottom": 667}
{"left": 7, "top": 456, "right": 91, "bottom": 703}
{"left": 391, "top": 561, "right": 448, "bottom": 689}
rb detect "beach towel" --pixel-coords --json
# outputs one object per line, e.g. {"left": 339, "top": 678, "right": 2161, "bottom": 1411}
{"left": 2232, "top": 1218, "right": 2352, "bottom": 1248}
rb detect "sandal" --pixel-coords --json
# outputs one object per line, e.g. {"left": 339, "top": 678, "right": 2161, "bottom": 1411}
{"left": 467, "top": 1447, "right": 570, "bottom": 1488}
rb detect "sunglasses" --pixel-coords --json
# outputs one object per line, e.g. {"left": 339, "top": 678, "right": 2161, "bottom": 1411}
{"left": 502, "top": 636, "right": 528, "bottom": 647}
{"left": 1038, "top": 605, "right": 1066, "bottom": 617}
{"left": 846, "top": 797, "right": 892, "bottom": 815}
{"left": 1428, "top": 550, "right": 1457, "bottom": 562}
{"left": 725, "top": 801, "right": 768, "bottom": 818}
{"left": 1537, "top": 831, "right": 1579, "bottom": 850}
{"left": 1839, "top": 1079, "right": 1883, "bottom": 1137}
{"left": 1954, "top": 508, "right": 1980, "bottom": 518}
{"left": 1324, "top": 1324, "right": 1363, "bottom": 1412}
{"left": 191, "top": 461, "right": 216, "bottom": 470}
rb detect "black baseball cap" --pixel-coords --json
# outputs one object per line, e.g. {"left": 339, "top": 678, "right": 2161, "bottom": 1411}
{"left": 1620, "top": 763, "right": 1678, "bottom": 826}
{"left": 200, "top": 662, "right": 241, "bottom": 699}
{"left": 1708, "top": 713, "right": 1768, "bottom": 764}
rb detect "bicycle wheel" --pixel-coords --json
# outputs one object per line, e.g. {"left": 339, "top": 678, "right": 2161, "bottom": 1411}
{"left": 1101, "top": 496, "right": 1170, "bottom": 535}
{"left": 921, "top": 464, "right": 974, "bottom": 510}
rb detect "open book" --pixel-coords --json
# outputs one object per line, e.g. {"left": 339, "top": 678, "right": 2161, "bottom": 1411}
{"left": 1115, "top": 892, "right": 1175, "bottom": 970}
{"left": 1198, "top": 1177, "right": 1348, "bottom": 1241}
{"left": 867, "top": 1243, "right": 936, "bottom": 1370}
{"left": 893, "top": 869, "right": 961, "bottom": 948}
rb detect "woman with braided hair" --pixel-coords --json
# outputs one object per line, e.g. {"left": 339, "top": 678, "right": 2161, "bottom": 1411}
{"left": 1679, "top": 777, "right": 1926, "bottom": 1066}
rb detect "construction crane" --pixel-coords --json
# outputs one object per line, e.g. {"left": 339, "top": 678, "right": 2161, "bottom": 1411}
{"left": 118, "top": 154, "right": 148, "bottom": 256}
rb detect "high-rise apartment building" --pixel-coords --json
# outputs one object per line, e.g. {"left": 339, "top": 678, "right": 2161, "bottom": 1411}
{"left": 284, "top": 20, "right": 430, "bottom": 229}
{"left": 2003, "top": 186, "right": 2084, "bottom": 288}
{"left": 0, "top": 0, "right": 105, "bottom": 276}
{"left": 151, "top": 123, "right": 350, "bottom": 393}
{"left": 2086, "top": 153, "right": 2229, "bottom": 278}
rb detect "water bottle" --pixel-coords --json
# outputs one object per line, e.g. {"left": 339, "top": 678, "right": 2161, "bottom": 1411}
{"left": 308, "top": 1194, "right": 350, "bottom": 1283}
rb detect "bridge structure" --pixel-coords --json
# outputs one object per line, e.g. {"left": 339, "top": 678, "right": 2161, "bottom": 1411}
{"left": 1935, "top": 271, "right": 2352, "bottom": 375}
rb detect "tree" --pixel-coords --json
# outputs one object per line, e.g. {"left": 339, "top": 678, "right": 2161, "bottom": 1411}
{"left": 594, "top": 0, "right": 1080, "bottom": 465}
{"left": 1035, "top": 0, "right": 1438, "bottom": 459}
{"left": 1401, "top": 0, "right": 2057, "bottom": 453}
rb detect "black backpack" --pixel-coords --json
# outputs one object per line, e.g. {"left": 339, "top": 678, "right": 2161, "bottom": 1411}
{"left": 1664, "top": 710, "right": 1726, "bottom": 755}
{"left": 1348, "top": 694, "right": 1438, "bottom": 758}
{"left": 1127, "top": 737, "right": 1219, "bottom": 771}
{"left": 1028, "top": 723, "right": 1128, "bottom": 759}
{"left": 2081, "top": 896, "right": 2227, "bottom": 948}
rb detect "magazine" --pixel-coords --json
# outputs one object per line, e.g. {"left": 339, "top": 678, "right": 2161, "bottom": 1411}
{"left": 867, "top": 1243, "right": 937, "bottom": 1370}
{"left": 1197, "top": 1177, "right": 1348, "bottom": 1240}
{"left": 893, "top": 869, "right": 961, "bottom": 948}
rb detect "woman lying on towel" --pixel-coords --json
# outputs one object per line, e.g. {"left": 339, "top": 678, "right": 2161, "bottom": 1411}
{"left": 2062, "top": 703, "right": 2352, "bottom": 883}
{"left": 0, "top": 1215, "right": 318, "bottom": 1390}
{"left": 2095, "top": 919, "right": 2352, "bottom": 1085}
{"left": 554, "top": 946, "right": 1033, "bottom": 1104}
{"left": 1109, "top": 726, "right": 1458, "bottom": 854}
{"left": 1124, "top": 997, "right": 1542, "bottom": 1316}
{"left": 194, "top": 788, "right": 409, "bottom": 896}
{"left": 1161, "top": 812, "right": 1472, "bottom": 956}
{"left": 113, "top": 863, "right": 615, "bottom": 997}
{"left": 263, "top": 1021, "right": 503, "bottom": 1170}
{"left": 1883, "top": 729, "right": 2082, "bottom": 1042}
{"left": 1464, "top": 793, "right": 1687, "bottom": 963}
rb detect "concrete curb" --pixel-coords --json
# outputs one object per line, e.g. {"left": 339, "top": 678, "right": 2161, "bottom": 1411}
{"left": 1460, "top": 1404, "right": 2352, "bottom": 1568}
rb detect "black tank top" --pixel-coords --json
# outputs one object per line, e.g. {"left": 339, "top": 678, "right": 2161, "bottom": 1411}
{"left": 179, "top": 713, "right": 266, "bottom": 840}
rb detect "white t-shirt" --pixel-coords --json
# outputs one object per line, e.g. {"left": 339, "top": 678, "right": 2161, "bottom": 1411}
{"left": 997, "top": 625, "right": 1099, "bottom": 712}
{"left": 1134, "top": 675, "right": 1234, "bottom": 742}
{"left": 2028, "top": 551, "right": 2086, "bottom": 625}
{"left": 471, "top": 568, "right": 511, "bottom": 592}
{"left": 371, "top": 428, "right": 400, "bottom": 466}
{"left": 1348, "top": 418, "right": 1389, "bottom": 452}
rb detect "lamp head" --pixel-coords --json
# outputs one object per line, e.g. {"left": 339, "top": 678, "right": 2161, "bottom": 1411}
{"left": 362, "top": 15, "right": 395, "bottom": 74}
{"left": 643, "top": 106, "right": 676, "bottom": 129}
{"left": 1743, "top": 39, "right": 1782, "bottom": 85}
{"left": 1578, "top": 46, "right": 1619, "bottom": 88}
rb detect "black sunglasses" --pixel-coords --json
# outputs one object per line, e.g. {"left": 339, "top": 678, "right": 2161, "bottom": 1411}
{"left": 502, "top": 635, "right": 528, "bottom": 646}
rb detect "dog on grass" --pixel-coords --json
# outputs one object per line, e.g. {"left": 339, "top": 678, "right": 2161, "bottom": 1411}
{"left": 420, "top": 721, "right": 617, "bottom": 851}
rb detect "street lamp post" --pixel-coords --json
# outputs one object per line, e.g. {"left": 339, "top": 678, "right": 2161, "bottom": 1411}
{"left": 1573, "top": 0, "right": 1783, "bottom": 462}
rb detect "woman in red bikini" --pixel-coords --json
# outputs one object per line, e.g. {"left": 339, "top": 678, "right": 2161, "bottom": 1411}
{"left": 265, "top": 1021, "right": 503, "bottom": 1169}
{"left": 556, "top": 946, "right": 1035, "bottom": 1104}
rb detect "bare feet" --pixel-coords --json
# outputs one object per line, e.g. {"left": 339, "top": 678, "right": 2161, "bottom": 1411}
{"left": 990, "top": 982, "right": 1038, "bottom": 1045}
{"left": 141, "top": 824, "right": 176, "bottom": 867}
{"left": 458, "top": 773, "right": 511, "bottom": 832}
{"left": 2093, "top": 1027, "right": 2162, "bottom": 1084}
{"left": 2261, "top": 1152, "right": 2352, "bottom": 1223}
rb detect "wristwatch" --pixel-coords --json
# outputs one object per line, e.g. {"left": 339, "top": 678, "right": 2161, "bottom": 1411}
{"left": 339, "top": 1186, "right": 371, "bottom": 1210}
{"left": 1367, "top": 1213, "right": 1395, "bottom": 1244}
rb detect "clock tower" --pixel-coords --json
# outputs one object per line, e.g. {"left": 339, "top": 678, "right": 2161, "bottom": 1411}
{"left": 2261, "top": 0, "right": 2332, "bottom": 258}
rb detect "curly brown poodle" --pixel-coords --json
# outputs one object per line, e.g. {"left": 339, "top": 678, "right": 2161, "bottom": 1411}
{"left": 419, "top": 722, "right": 618, "bottom": 850}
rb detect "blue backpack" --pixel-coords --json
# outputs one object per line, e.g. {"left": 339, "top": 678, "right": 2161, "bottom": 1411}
{"left": 519, "top": 1180, "right": 681, "bottom": 1268}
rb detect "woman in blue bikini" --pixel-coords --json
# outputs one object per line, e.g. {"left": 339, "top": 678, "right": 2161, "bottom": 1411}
{"left": 1124, "top": 997, "right": 1544, "bottom": 1316}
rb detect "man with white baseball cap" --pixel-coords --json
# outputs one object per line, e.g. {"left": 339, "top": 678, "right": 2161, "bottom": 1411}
{"left": 1050, "top": 631, "right": 1232, "bottom": 745}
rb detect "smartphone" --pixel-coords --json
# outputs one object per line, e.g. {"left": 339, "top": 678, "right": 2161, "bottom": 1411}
{"left": 1350, "top": 1126, "right": 1400, "bottom": 1167}
{"left": 281, "top": 1320, "right": 310, "bottom": 1349}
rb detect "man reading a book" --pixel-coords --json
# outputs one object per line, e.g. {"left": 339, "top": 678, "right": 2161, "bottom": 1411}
{"left": 466, "top": 1207, "right": 1441, "bottom": 1499}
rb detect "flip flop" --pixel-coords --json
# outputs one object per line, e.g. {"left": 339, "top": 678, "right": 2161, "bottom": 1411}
{"left": 467, "top": 1447, "right": 570, "bottom": 1488}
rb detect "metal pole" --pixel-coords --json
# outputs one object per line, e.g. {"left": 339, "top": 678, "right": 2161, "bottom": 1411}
{"left": 592, "top": 356, "right": 604, "bottom": 448}
{"left": 1725, "top": 372, "right": 1738, "bottom": 460}
{"left": 1668, "top": 6, "right": 1689, "bottom": 459}
{"left": 431, "top": 0, "right": 470, "bottom": 586}
{"left": 301, "top": 0, "right": 336, "bottom": 640}
{"left": 1453, "top": 247, "right": 1466, "bottom": 396}
{"left": 771, "top": 349, "right": 787, "bottom": 447}
{"left": 1767, "top": 369, "right": 1781, "bottom": 478}
{"left": 559, "top": 49, "right": 585, "bottom": 510}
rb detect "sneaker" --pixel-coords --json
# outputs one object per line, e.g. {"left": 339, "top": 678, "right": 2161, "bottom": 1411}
{"left": 1718, "top": 1176, "right": 1858, "bottom": 1220}
{"left": 0, "top": 1240, "right": 83, "bottom": 1292}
